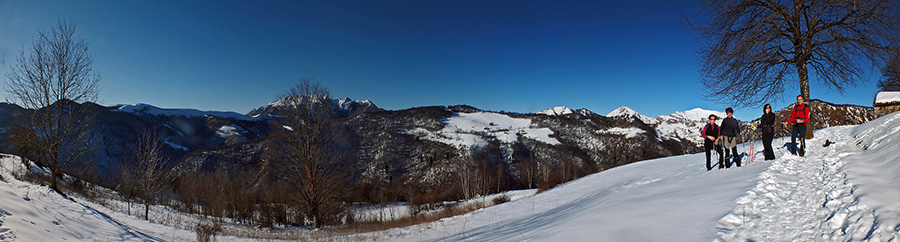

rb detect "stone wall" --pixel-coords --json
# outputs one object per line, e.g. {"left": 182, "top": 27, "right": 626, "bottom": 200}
{"left": 875, "top": 104, "right": 900, "bottom": 118}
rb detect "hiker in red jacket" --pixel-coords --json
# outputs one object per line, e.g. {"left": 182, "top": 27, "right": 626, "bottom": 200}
{"left": 782, "top": 95, "right": 810, "bottom": 156}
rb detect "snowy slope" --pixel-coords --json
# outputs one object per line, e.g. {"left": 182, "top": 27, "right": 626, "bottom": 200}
{"left": 0, "top": 156, "right": 195, "bottom": 241}
{"left": 365, "top": 147, "right": 769, "bottom": 241}
{"left": 844, "top": 112, "right": 900, "bottom": 239}
{"left": 365, "top": 115, "right": 900, "bottom": 241}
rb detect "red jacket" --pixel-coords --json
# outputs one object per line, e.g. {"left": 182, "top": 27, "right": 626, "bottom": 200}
{"left": 787, "top": 103, "right": 810, "bottom": 124}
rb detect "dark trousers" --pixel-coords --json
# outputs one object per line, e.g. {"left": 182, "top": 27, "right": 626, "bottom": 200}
{"left": 791, "top": 124, "right": 807, "bottom": 156}
{"left": 723, "top": 141, "right": 740, "bottom": 167}
{"left": 762, "top": 132, "right": 775, "bottom": 160}
{"left": 704, "top": 139, "right": 723, "bottom": 170}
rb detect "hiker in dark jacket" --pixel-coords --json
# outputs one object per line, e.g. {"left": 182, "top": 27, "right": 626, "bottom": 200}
{"left": 782, "top": 95, "right": 810, "bottom": 156}
{"left": 701, "top": 114, "right": 723, "bottom": 171}
{"left": 760, "top": 104, "right": 776, "bottom": 160}
{"left": 720, "top": 108, "right": 743, "bottom": 168}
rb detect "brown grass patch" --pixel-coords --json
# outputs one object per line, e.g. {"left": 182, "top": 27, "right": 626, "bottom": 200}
{"left": 343, "top": 201, "right": 486, "bottom": 234}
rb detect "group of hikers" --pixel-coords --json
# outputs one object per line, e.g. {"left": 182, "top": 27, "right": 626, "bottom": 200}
{"left": 701, "top": 95, "right": 811, "bottom": 171}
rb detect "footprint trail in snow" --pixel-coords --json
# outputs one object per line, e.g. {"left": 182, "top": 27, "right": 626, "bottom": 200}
{"left": 716, "top": 127, "right": 882, "bottom": 241}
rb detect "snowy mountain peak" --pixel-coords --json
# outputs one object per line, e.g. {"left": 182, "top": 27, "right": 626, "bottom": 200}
{"left": 537, "top": 106, "right": 575, "bottom": 116}
{"left": 536, "top": 106, "right": 597, "bottom": 117}
{"left": 606, "top": 106, "right": 657, "bottom": 124}
{"left": 246, "top": 96, "right": 380, "bottom": 118}
{"left": 606, "top": 106, "right": 639, "bottom": 117}
{"left": 111, "top": 103, "right": 255, "bottom": 121}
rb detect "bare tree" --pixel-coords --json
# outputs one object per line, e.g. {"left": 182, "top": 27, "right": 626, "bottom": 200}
{"left": 879, "top": 52, "right": 900, "bottom": 91}
{"left": 4, "top": 19, "right": 101, "bottom": 192}
{"left": 692, "top": 0, "right": 900, "bottom": 106}
{"left": 122, "top": 128, "right": 169, "bottom": 220}
{"left": 261, "top": 78, "right": 350, "bottom": 228}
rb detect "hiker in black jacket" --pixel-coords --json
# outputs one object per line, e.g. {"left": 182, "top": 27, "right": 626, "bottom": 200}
{"left": 701, "top": 114, "right": 724, "bottom": 171}
{"left": 720, "top": 108, "right": 743, "bottom": 168}
{"left": 760, "top": 104, "right": 776, "bottom": 160}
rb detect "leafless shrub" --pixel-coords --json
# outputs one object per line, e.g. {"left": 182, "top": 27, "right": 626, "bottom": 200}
{"left": 492, "top": 194, "right": 510, "bottom": 205}
{"left": 120, "top": 128, "right": 171, "bottom": 220}
{"left": 195, "top": 220, "right": 222, "bottom": 242}
{"left": 345, "top": 200, "right": 487, "bottom": 234}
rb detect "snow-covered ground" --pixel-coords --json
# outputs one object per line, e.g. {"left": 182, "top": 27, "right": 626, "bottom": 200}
{"left": 0, "top": 156, "right": 204, "bottom": 241}
{"left": 2, "top": 112, "right": 899, "bottom": 241}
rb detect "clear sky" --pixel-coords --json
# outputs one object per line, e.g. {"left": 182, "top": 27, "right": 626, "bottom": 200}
{"left": 0, "top": 0, "right": 884, "bottom": 120}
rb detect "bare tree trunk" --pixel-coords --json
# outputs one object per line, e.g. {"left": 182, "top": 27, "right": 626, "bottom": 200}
{"left": 798, "top": 62, "right": 810, "bottom": 103}
{"left": 797, "top": 62, "right": 814, "bottom": 138}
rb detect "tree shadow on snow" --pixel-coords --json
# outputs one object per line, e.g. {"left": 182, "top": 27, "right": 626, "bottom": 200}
{"left": 72, "top": 201, "right": 165, "bottom": 241}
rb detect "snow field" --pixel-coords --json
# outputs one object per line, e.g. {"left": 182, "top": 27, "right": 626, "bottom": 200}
{"left": 363, "top": 149, "right": 771, "bottom": 241}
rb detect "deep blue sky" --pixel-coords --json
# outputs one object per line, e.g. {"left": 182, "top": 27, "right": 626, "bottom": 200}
{"left": 0, "top": 0, "right": 884, "bottom": 119}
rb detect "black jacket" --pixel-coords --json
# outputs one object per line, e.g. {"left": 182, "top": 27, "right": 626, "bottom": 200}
{"left": 760, "top": 112, "right": 776, "bottom": 134}
{"left": 721, "top": 117, "right": 741, "bottom": 137}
